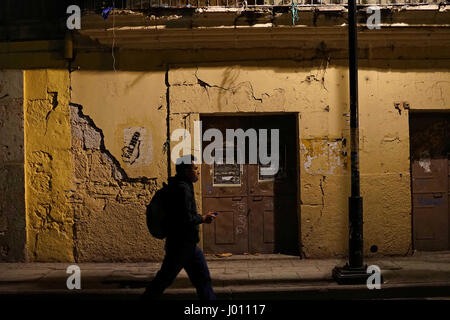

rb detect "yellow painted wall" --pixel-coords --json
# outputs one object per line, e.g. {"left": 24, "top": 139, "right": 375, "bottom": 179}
{"left": 70, "top": 71, "right": 168, "bottom": 261}
{"left": 71, "top": 71, "right": 168, "bottom": 180}
{"left": 24, "top": 70, "right": 74, "bottom": 261}
{"left": 166, "top": 61, "right": 450, "bottom": 258}
{"left": 19, "top": 59, "right": 450, "bottom": 261}
{"left": 0, "top": 6, "right": 447, "bottom": 261}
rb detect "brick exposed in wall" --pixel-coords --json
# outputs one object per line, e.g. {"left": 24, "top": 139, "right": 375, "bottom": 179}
{"left": 69, "top": 104, "right": 164, "bottom": 262}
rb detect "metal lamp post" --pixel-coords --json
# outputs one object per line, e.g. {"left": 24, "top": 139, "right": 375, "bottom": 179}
{"left": 332, "top": 0, "right": 370, "bottom": 285}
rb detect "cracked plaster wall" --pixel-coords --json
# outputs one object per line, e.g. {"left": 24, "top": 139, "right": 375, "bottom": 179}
{"left": 70, "top": 71, "right": 168, "bottom": 261}
{"left": 168, "top": 61, "right": 450, "bottom": 258}
{"left": 69, "top": 104, "right": 162, "bottom": 261}
{"left": 23, "top": 70, "right": 168, "bottom": 261}
{"left": 16, "top": 60, "right": 450, "bottom": 261}
{"left": 24, "top": 70, "right": 74, "bottom": 261}
{"left": 168, "top": 62, "right": 352, "bottom": 258}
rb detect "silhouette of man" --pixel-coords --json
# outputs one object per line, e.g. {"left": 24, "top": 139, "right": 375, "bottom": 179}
{"left": 142, "top": 155, "right": 216, "bottom": 300}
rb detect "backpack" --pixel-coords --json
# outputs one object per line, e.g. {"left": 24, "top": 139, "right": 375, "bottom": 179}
{"left": 146, "top": 182, "right": 169, "bottom": 239}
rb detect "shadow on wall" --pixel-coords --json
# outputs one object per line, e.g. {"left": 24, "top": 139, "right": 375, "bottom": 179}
{"left": 69, "top": 103, "right": 165, "bottom": 262}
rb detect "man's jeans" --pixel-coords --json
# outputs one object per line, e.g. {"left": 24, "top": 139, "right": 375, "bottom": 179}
{"left": 143, "top": 243, "right": 216, "bottom": 300}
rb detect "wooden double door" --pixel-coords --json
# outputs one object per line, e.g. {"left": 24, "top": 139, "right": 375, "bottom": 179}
{"left": 201, "top": 115, "right": 299, "bottom": 255}
{"left": 410, "top": 113, "right": 450, "bottom": 251}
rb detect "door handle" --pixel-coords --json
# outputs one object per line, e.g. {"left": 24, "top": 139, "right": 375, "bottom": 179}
{"left": 252, "top": 196, "right": 263, "bottom": 201}
{"left": 232, "top": 196, "right": 242, "bottom": 201}
{"left": 247, "top": 208, "right": 251, "bottom": 217}
{"left": 433, "top": 193, "right": 443, "bottom": 198}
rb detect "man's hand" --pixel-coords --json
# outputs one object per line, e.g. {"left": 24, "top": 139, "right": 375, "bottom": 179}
{"left": 202, "top": 211, "right": 217, "bottom": 224}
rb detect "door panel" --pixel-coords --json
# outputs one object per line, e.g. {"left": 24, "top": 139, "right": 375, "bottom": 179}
{"left": 248, "top": 196, "right": 275, "bottom": 253}
{"left": 202, "top": 115, "right": 299, "bottom": 255}
{"left": 248, "top": 164, "right": 274, "bottom": 196}
{"left": 410, "top": 114, "right": 450, "bottom": 251}
{"left": 412, "top": 159, "right": 447, "bottom": 193}
{"left": 202, "top": 162, "right": 248, "bottom": 197}
{"left": 202, "top": 197, "right": 248, "bottom": 253}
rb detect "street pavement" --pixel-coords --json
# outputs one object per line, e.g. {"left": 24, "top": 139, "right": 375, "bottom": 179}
{"left": 0, "top": 251, "right": 449, "bottom": 300}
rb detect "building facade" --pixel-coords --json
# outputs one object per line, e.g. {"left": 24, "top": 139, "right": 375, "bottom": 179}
{"left": 0, "top": 0, "right": 449, "bottom": 262}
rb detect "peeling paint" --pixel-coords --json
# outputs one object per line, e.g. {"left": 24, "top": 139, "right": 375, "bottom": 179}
{"left": 13, "top": 63, "right": 432, "bottom": 260}
{"left": 25, "top": 69, "right": 74, "bottom": 262}
{"left": 419, "top": 158, "right": 432, "bottom": 173}
{"left": 69, "top": 104, "right": 163, "bottom": 262}
{"left": 304, "top": 154, "right": 317, "bottom": 172}
{"left": 301, "top": 138, "right": 347, "bottom": 175}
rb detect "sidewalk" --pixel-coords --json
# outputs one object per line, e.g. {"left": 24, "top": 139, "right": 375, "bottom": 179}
{"left": 1, "top": 251, "right": 449, "bottom": 300}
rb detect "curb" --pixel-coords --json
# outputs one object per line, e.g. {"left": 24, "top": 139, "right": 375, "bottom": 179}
{"left": 1, "top": 282, "right": 450, "bottom": 300}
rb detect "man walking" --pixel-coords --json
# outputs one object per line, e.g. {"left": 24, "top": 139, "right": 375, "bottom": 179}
{"left": 142, "top": 155, "right": 217, "bottom": 300}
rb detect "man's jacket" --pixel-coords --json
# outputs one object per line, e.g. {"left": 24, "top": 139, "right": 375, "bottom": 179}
{"left": 165, "top": 175, "right": 203, "bottom": 245}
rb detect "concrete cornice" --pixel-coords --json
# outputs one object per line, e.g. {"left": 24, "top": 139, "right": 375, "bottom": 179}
{"left": 80, "top": 5, "right": 450, "bottom": 29}
{"left": 76, "top": 6, "right": 450, "bottom": 50}
{"left": 77, "top": 26, "right": 450, "bottom": 51}
{"left": 1, "top": 6, "right": 450, "bottom": 69}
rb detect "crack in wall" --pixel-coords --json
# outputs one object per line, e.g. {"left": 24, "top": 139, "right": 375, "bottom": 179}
{"left": 303, "top": 176, "right": 327, "bottom": 243}
{"left": 72, "top": 206, "right": 79, "bottom": 262}
{"left": 300, "top": 57, "right": 330, "bottom": 91}
{"left": 165, "top": 66, "right": 172, "bottom": 178}
{"left": 69, "top": 102, "right": 156, "bottom": 184}
{"left": 194, "top": 66, "right": 263, "bottom": 103}
{"left": 69, "top": 102, "right": 161, "bottom": 262}
{"left": 319, "top": 176, "right": 325, "bottom": 215}
{"left": 44, "top": 91, "right": 58, "bottom": 136}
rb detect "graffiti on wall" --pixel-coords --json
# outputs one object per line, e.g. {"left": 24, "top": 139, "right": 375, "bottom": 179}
{"left": 122, "top": 131, "right": 141, "bottom": 163}
{"left": 121, "top": 127, "right": 152, "bottom": 167}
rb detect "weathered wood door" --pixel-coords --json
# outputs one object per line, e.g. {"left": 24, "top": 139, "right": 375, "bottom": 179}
{"left": 410, "top": 113, "right": 450, "bottom": 251}
{"left": 201, "top": 115, "right": 299, "bottom": 255}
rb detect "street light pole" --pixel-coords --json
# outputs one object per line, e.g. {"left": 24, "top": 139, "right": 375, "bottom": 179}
{"left": 332, "top": 0, "right": 369, "bottom": 284}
